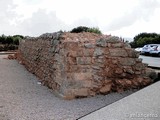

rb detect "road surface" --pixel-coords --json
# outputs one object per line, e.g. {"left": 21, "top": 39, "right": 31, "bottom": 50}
{"left": 139, "top": 55, "right": 160, "bottom": 68}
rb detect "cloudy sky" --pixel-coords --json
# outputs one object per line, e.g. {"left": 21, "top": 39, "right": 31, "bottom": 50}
{"left": 1, "top": 0, "right": 160, "bottom": 39}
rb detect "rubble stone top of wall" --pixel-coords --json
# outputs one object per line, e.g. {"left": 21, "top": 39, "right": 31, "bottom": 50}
{"left": 23, "top": 32, "right": 129, "bottom": 49}
{"left": 24, "top": 32, "right": 119, "bottom": 42}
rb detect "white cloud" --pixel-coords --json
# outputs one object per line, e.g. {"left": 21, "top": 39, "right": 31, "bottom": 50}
{"left": 1, "top": 0, "right": 160, "bottom": 38}
{"left": 105, "top": 0, "right": 160, "bottom": 31}
{"left": 16, "top": 9, "right": 68, "bottom": 36}
{"left": 0, "top": 0, "right": 18, "bottom": 34}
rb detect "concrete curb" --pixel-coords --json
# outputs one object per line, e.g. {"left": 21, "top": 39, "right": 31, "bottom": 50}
{"left": 148, "top": 66, "right": 160, "bottom": 70}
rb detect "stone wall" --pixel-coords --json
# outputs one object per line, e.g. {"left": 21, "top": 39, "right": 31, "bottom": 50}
{"left": 17, "top": 32, "right": 153, "bottom": 99}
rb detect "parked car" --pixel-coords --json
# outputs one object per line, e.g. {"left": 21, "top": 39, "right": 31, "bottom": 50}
{"left": 141, "top": 44, "right": 159, "bottom": 55}
{"left": 149, "top": 44, "right": 160, "bottom": 57}
{"left": 135, "top": 47, "right": 142, "bottom": 53}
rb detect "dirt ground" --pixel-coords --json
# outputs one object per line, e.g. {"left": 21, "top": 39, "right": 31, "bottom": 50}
{"left": 0, "top": 54, "right": 136, "bottom": 120}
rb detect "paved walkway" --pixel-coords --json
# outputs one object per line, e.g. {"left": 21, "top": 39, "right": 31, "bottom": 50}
{"left": 79, "top": 81, "right": 160, "bottom": 120}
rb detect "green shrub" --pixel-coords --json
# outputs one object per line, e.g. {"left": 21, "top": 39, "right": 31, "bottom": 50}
{"left": 70, "top": 26, "right": 102, "bottom": 34}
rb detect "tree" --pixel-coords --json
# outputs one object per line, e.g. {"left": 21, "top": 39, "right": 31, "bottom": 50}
{"left": 13, "top": 37, "right": 19, "bottom": 45}
{"left": 130, "top": 32, "right": 160, "bottom": 48}
{"left": 13, "top": 35, "right": 24, "bottom": 45}
{"left": 0, "top": 34, "right": 24, "bottom": 51}
{"left": 13, "top": 35, "right": 24, "bottom": 39}
{"left": 0, "top": 34, "right": 24, "bottom": 45}
{"left": 6, "top": 36, "right": 14, "bottom": 44}
{"left": 70, "top": 26, "right": 102, "bottom": 34}
{"left": 0, "top": 34, "right": 6, "bottom": 44}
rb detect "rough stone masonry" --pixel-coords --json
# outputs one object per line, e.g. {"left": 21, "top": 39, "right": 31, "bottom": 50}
{"left": 17, "top": 32, "right": 155, "bottom": 99}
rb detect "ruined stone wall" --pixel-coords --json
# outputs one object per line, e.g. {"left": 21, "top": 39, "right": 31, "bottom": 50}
{"left": 17, "top": 32, "right": 152, "bottom": 99}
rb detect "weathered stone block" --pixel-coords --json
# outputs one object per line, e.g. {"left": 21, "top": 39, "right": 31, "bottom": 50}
{"left": 135, "top": 58, "right": 143, "bottom": 63}
{"left": 84, "top": 43, "right": 95, "bottom": 48}
{"left": 64, "top": 42, "right": 78, "bottom": 50}
{"left": 118, "top": 58, "right": 136, "bottom": 66}
{"left": 134, "top": 63, "right": 145, "bottom": 71}
{"left": 145, "top": 68, "right": 157, "bottom": 80}
{"left": 109, "top": 48, "right": 128, "bottom": 57}
{"left": 124, "top": 68, "right": 134, "bottom": 75}
{"left": 100, "top": 83, "right": 112, "bottom": 94}
{"left": 92, "top": 65, "right": 101, "bottom": 70}
{"left": 73, "top": 73, "right": 92, "bottom": 81}
{"left": 105, "top": 36, "right": 120, "bottom": 43}
{"left": 76, "top": 57, "right": 92, "bottom": 65}
{"left": 77, "top": 49, "right": 84, "bottom": 57}
{"left": 67, "top": 57, "right": 77, "bottom": 65}
{"left": 83, "top": 49, "right": 94, "bottom": 57}
{"left": 73, "top": 88, "right": 89, "bottom": 97}
{"left": 115, "top": 68, "right": 123, "bottom": 74}
{"left": 67, "top": 51, "right": 77, "bottom": 57}
{"left": 111, "top": 43, "right": 123, "bottom": 48}
{"left": 92, "top": 75, "right": 103, "bottom": 81}
{"left": 126, "top": 49, "right": 140, "bottom": 58}
{"left": 93, "top": 48, "right": 104, "bottom": 56}
{"left": 96, "top": 38, "right": 107, "bottom": 47}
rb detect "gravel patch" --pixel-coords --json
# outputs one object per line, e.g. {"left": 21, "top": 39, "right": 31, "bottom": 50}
{"left": 0, "top": 55, "right": 137, "bottom": 120}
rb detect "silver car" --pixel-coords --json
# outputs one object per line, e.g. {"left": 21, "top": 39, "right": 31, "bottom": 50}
{"left": 141, "top": 44, "right": 158, "bottom": 55}
{"left": 149, "top": 44, "right": 160, "bottom": 57}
